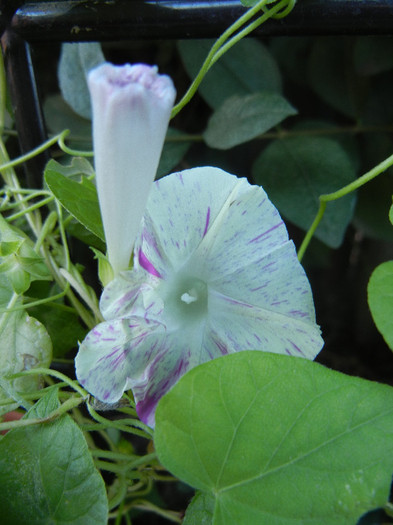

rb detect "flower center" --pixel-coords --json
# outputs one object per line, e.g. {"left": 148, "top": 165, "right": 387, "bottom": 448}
{"left": 162, "top": 275, "right": 208, "bottom": 326}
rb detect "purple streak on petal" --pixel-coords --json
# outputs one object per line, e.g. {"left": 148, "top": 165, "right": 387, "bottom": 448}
{"left": 138, "top": 249, "right": 162, "bottom": 278}
{"left": 203, "top": 207, "right": 211, "bottom": 237}
{"left": 289, "top": 310, "right": 308, "bottom": 319}
{"left": 97, "top": 346, "right": 122, "bottom": 364}
{"left": 250, "top": 284, "right": 268, "bottom": 292}
{"left": 247, "top": 222, "right": 283, "bottom": 244}
{"left": 214, "top": 339, "right": 228, "bottom": 355}
{"left": 290, "top": 341, "right": 306, "bottom": 357}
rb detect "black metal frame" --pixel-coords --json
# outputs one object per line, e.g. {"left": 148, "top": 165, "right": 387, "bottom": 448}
{"left": 2, "top": 0, "right": 393, "bottom": 184}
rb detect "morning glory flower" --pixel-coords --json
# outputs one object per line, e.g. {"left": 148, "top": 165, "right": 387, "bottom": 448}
{"left": 76, "top": 167, "right": 324, "bottom": 427}
{"left": 88, "top": 62, "right": 176, "bottom": 276}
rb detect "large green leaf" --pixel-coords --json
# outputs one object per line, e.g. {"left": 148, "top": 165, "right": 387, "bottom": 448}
{"left": 368, "top": 261, "right": 393, "bottom": 351}
{"left": 0, "top": 388, "right": 108, "bottom": 524}
{"left": 204, "top": 92, "right": 297, "bottom": 149}
{"left": 178, "top": 38, "right": 282, "bottom": 109}
{"left": 155, "top": 351, "right": 393, "bottom": 525}
{"left": 252, "top": 136, "right": 356, "bottom": 247}
{"left": 45, "top": 160, "right": 104, "bottom": 242}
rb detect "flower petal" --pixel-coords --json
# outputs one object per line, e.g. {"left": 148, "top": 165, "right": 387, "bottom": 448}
{"left": 210, "top": 241, "right": 317, "bottom": 322}
{"left": 134, "top": 167, "right": 253, "bottom": 278}
{"left": 131, "top": 322, "right": 206, "bottom": 426}
{"left": 75, "top": 316, "right": 165, "bottom": 404}
{"left": 206, "top": 286, "right": 323, "bottom": 360}
{"left": 100, "top": 271, "right": 162, "bottom": 321}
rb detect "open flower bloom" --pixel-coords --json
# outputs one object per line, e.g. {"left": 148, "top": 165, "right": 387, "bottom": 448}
{"left": 76, "top": 167, "right": 324, "bottom": 427}
{"left": 88, "top": 62, "right": 176, "bottom": 275}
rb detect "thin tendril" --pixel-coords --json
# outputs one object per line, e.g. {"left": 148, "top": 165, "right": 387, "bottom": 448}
{"left": 298, "top": 150, "right": 393, "bottom": 261}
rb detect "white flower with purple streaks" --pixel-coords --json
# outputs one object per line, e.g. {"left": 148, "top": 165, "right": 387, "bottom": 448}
{"left": 75, "top": 167, "right": 324, "bottom": 427}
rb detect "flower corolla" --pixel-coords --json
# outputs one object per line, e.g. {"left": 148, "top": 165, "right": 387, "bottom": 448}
{"left": 88, "top": 62, "right": 176, "bottom": 276}
{"left": 76, "top": 167, "right": 324, "bottom": 427}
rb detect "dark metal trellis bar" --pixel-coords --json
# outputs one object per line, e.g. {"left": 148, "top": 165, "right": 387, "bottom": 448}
{"left": 2, "top": 0, "right": 393, "bottom": 185}
{"left": 7, "top": 0, "right": 393, "bottom": 42}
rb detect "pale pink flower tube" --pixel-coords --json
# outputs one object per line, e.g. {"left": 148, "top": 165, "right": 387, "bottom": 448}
{"left": 88, "top": 63, "right": 176, "bottom": 276}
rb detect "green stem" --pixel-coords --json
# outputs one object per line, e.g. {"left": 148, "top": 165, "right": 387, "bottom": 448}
{"left": 211, "top": 0, "right": 294, "bottom": 67}
{"left": 0, "top": 396, "right": 83, "bottom": 432}
{"left": 7, "top": 367, "right": 88, "bottom": 398}
{"left": 297, "top": 151, "right": 393, "bottom": 261}
{"left": 4, "top": 196, "right": 54, "bottom": 222}
{"left": 0, "top": 132, "right": 64, "bottom": 173}
{"left": 171, "top": 0, "right": 293, "bottom": 118}
{"left": 0, "top": 286, "right": 69, "bottom": 315}
{"left": 86, "top": 403, "right": 153, "bottom": 439}
{"left": 57, "top": 131, "right": 93, "bottom": 157}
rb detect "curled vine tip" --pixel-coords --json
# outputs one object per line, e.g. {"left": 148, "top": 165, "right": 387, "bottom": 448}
{"left": 261, "top": 0, "right": 296, "bottom": 19}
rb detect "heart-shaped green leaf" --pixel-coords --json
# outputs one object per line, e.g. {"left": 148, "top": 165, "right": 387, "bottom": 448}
{"left": 155, "top": 351, "right": 393, "bottom": 525}
{"left": 252, "top": 135, "right": 356, "bottom": 247}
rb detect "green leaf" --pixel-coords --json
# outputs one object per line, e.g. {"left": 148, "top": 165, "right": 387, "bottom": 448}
{"left": 0, "top": 216, "right": 51, "bottom": 294}
{"left": 368, "top": 261, "right": 393, "bottom": 351}
{"left": 0, "top": 306, "right": 52, "bottom": 416}
{"left": 183, "top": 492, "right": 214, "bottom": 525}
{"left": 155, "top": 351, "right": 393, "bottom": 525}
{"left": 204, "top": 92, "right": 297, "bottom": 149}
{"left": 252, "top": 136, "right": 357, "bottom": 247}
{"left": 0, "top": 389, "right": 108, "bottom": 524}
{"left": 45, "top": 162, "right": 104, "bottom": 242}
{"left": 178, "top": 38, "right": 282, "bottom": 109}
{"left": 30, "top": 304, "right": 86, "bottom": 358}
{"left": 58, "top": 42, "right": 105, "bottom": 120}
{"left": 307, "top": 37, "right": 366, "bottom": 119}
{"left": 45, "top": 157, "right": 94, "bottom": 180}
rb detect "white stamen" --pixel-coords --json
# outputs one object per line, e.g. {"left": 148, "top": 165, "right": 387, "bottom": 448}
{"left": 181, "top": 290, "right": 198, "bottom": 304}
